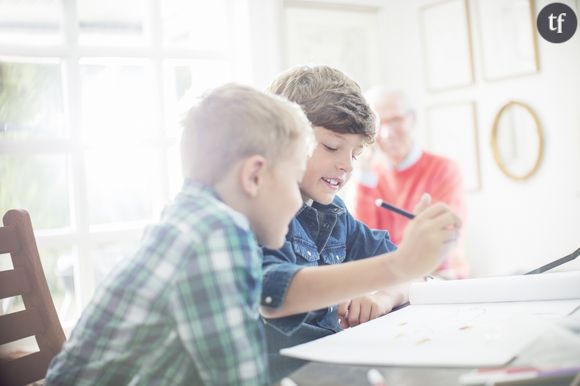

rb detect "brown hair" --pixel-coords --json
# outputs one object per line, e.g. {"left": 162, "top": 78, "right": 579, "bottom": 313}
{"left": 269, "top": 65, "right": 376, "bottom": 143}
{"left": 181, "top": 83, "right": 312, "bottom": 185}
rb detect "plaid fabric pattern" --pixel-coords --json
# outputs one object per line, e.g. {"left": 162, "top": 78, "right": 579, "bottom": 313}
{"left": 45, "top": 181, "right": 269, "bottom": 386}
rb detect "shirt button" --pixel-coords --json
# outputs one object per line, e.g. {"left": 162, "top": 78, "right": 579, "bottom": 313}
{"left": 264, "top": 296, "right": 272, "bottom": 304}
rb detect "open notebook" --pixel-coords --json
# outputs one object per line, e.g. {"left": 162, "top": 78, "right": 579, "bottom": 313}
{"left": 280, "top": 271, "right": 580, "bottom": 367}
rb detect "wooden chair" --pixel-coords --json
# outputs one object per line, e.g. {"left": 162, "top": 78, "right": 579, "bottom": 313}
{"left": 0, "top": 209, "right": 66, "bottom": 385}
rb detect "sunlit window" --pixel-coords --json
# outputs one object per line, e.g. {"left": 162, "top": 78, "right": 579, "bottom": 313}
{"left": 0, "top": 0, "right": 62, "bottom": 45}
{"left": 0, "top": 60, "right": 66, "bottom": 138}
{"left": 78, "top": 0, "right": 147, "bottom": 45}
{"left": 0, "top": 0, "right": 248, "bottom": 329}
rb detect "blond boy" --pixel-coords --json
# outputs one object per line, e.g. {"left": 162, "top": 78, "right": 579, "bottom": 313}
{"left": 45, "top": 84, "right": 313, "bottom": 386}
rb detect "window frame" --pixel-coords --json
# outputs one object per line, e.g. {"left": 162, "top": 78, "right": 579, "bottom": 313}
{"left": 0, "top": 0, "right": 248, "bottom": 328}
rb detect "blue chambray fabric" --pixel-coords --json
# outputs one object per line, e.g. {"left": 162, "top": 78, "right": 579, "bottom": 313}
{"left": 260, "top": 195, "right": 397, "bottom": 380}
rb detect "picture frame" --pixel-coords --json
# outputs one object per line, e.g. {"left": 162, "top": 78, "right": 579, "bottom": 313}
{"left": 283, "top": 3, "right": 382, "bottom": 90}
{"left": 419, "top": 0, "right": 474, "bottom": 92}
{"left": 426, "top": 101, "right": 481, "bottom": 192}
{"left": 475, "top": 0, "right": 539, "bottom": 81}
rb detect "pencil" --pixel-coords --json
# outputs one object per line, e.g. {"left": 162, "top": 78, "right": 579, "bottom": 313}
{"left": 375, "top": 199, "right": 415, "bottom": 219}
{"left": 524, "top": 247, "right": 580, "bottom": 274}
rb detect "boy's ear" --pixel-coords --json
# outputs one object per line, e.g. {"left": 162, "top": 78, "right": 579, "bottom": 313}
{"left": 240, "top": 155, "right": 267, "bottom": 197}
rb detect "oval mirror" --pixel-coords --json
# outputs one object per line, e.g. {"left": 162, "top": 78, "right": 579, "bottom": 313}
{"left": 491, "top": 101, "right": 544, "bottom": 181}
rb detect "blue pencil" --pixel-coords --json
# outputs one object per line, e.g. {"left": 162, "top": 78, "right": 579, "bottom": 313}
{"left": 374, "top": 199, "right": 415, "bottom": 219}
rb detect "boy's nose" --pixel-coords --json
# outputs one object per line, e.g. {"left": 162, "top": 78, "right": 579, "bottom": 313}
{"left": 338, "top": 154, "right": 354, "bottom": 173}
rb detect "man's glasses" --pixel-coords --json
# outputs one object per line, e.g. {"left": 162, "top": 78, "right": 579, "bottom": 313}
{"left": 380, "top": 110, "right": 413, "bottom": 128}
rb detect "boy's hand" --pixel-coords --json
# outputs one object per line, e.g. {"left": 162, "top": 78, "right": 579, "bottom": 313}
{"left": 337, "top": 288, "right": 408, "bottom": 329}
{"left": 393, "top": 198, "right": 462, "bottom": 280}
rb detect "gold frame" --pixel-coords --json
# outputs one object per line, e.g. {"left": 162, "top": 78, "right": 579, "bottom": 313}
{"left": 491, "top": 101, "right": 544, "bottom": 181}
{"left": 474, "top": 0, "right": 540, "bottom": 82}
{"left": 419, "top": 0, "right": 475, "bottom": 92}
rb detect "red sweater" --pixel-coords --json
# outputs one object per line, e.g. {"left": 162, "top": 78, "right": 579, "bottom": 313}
{"left": 355, "top": 151, "right": 468, "bottom": 278}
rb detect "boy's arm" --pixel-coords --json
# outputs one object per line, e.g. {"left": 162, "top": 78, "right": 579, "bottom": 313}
{"left": 338, "top": 205, "right": 406, "bottom": 327}
{"left": 260, "top": 241, "right": 311, "bottom": 334}
{"left": 261, "top": 202, "right": 460, "bottom": 319}
{"left": 170, "top": 227, "right": 269, "bottom": 386}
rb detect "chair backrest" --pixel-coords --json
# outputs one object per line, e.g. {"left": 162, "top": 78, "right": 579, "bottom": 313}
{"left": 0, "top": 209, "right": 66, "bottom": 386}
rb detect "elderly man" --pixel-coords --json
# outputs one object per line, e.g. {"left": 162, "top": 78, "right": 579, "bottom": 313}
{"left": 355, "top": 89, "right": 469, "bottom": 279}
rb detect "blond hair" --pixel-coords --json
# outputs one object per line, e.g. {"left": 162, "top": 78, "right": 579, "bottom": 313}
{"left": 181, "top": 83, "right": 312, "bottom": 185}
{"left": 269, "top": 65, "right": 376, "bottom": 144}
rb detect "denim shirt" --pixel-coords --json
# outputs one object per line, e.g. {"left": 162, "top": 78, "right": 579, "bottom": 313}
{"left": 260, "top": 195, "right": 397, "bottom": 345}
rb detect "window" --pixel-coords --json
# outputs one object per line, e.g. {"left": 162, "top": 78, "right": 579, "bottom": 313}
{"left": 0, "top": 0, "right": 250, "bottom": 329}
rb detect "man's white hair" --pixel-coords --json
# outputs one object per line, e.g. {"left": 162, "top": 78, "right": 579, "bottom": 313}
{"left": 364, "top": 86, "right": 413, "bottom": 112}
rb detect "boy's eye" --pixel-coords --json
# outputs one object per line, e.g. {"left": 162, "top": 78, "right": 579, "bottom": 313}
{"left": 323, "top": 144, "right": 337, "bottom": 152}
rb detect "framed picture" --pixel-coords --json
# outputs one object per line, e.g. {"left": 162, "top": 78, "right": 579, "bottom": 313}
{"left": 475, "top": 0, "right": 539, "bottom": 81}
{"left": 284, "top": 3, "right": 382, "bottom": 90}
{"left": 419, "top": 0, "right": 474, "bottom": 92}
{"left": 426, "top": 102, "right": 481, "bottom": 192}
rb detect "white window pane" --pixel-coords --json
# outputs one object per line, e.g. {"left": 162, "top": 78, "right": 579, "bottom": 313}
{"left": 161, "top": 0, "right": 229, "bottom": 51}
{"left": 40, "top": 245, "right": 79, "bottom": 324}
{"left": 0, "top": 0, "right": 62, "bottom": 45}
{"left": 77, "top": 0, "right": 146, "bottom": 45}
{"left": 164, "top": 60, "right": 232, "bottom": 136}
{"left": 0, "top": 60, "right": 66, "bottom": 138}
{"left": 80, "top": 61, "right": 155, "bottom": 141}
{"left": 0, "top": 155, "right": 71, "bottom": 230}
{"left": 86, "top": 149, "right": 160, "bottom": 225}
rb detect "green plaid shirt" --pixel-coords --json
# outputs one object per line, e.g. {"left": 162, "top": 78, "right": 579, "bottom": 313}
{"left": 46, "top": 181, "right": 270, "bottom": 386}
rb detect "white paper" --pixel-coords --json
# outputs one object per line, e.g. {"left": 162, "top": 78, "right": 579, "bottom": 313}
{"left": 410, "top": 271, "right": 580, "bottom": 305}
{"left": 281, "top": 272, "right": 580, "bottom": 367}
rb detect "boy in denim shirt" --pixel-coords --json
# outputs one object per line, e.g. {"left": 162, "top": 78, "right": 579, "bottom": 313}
{"left": 259, "top": 66, "right": 462, "bottom": 380}
{"left": 45, "top": 84, "right": 313, "bottom": 386}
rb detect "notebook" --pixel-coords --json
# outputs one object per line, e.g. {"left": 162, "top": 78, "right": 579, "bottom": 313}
{"left": 280, "top": 271, "right": 580, "bottom": 367}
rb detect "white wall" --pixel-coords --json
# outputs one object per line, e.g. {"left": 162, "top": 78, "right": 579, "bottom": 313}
{"left": 378, "top": 0, "right": 580, "bottom": 276}
{"left": 250, "top": 0, "right": 580, "bottom": 276}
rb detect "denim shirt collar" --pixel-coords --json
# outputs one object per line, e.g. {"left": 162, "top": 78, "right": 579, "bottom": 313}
{"left": 297, "top": 199, "right": 346, "bottom": 217}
